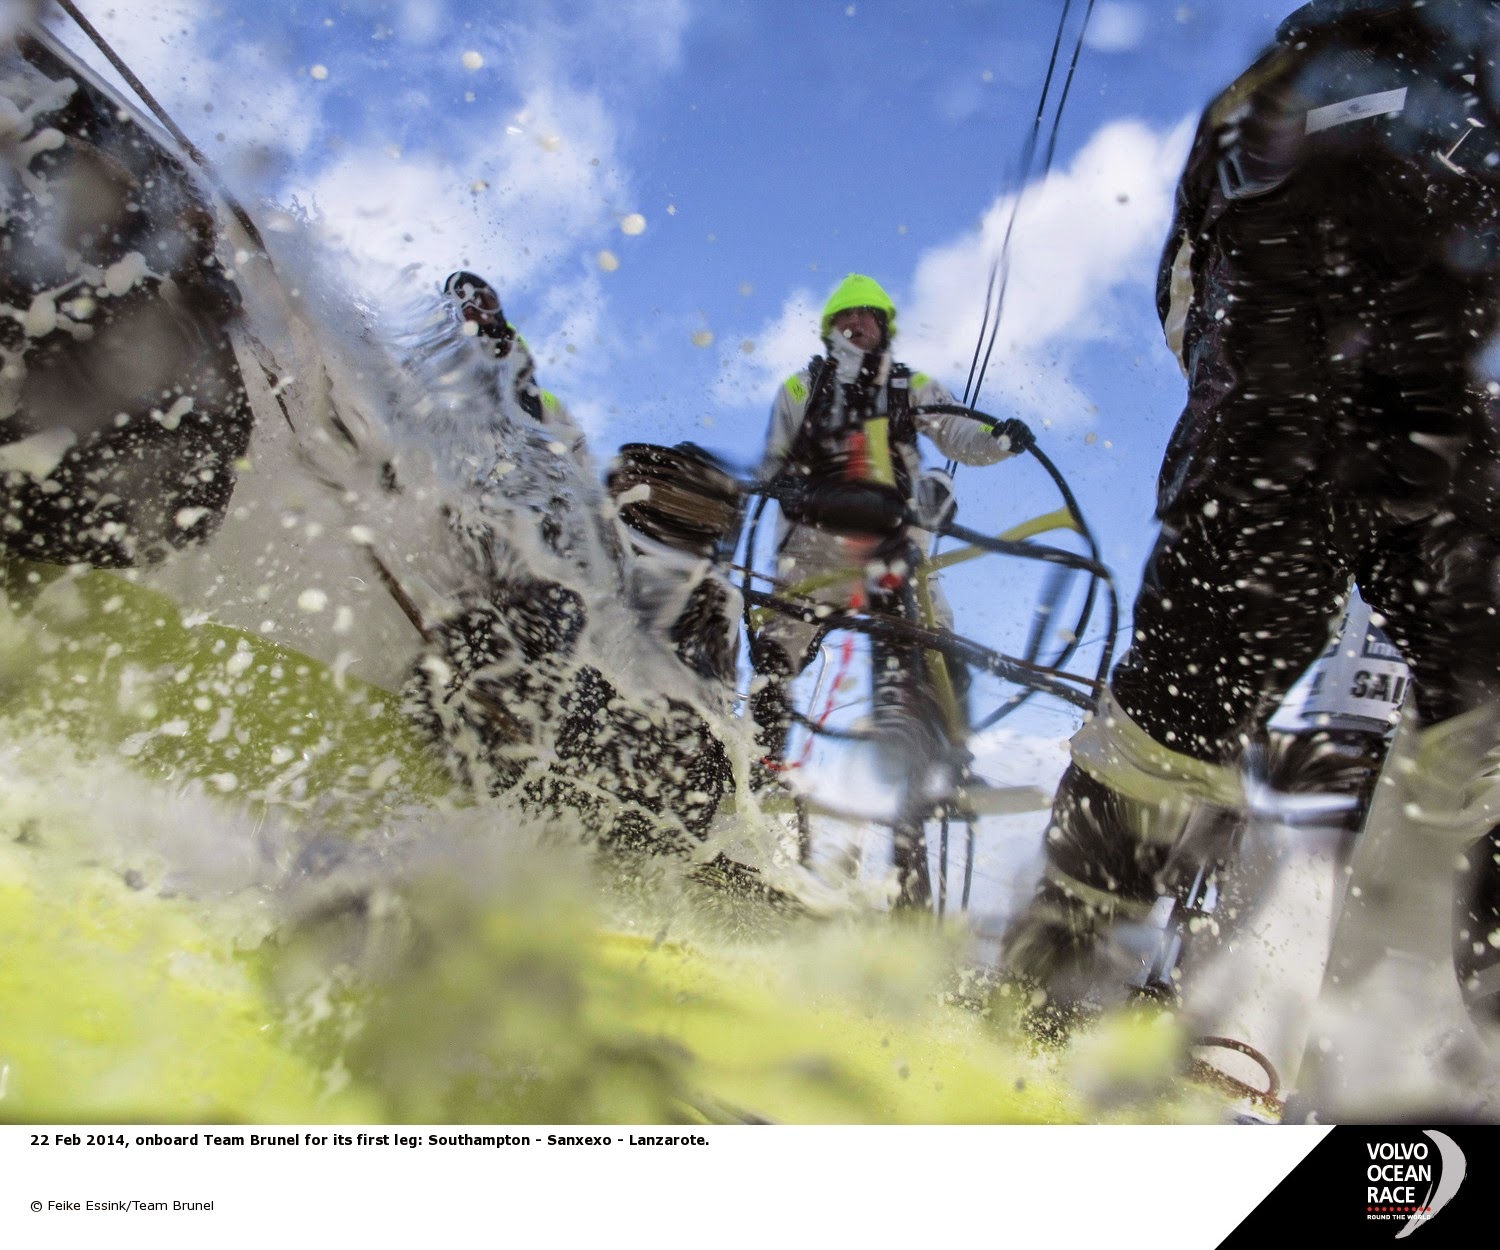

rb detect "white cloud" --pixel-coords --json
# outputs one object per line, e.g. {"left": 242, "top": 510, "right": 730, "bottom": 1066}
{"left": 1084, "top": 2, "right": 1149, "bottom": 54}
{"left": 903, "top": 117, "right": 1191, "bottom": 413}
{"left": 710, "top": 288, "right": 822, "bottom": 407}
{"left": 718, "top": 116, "right": 1193, "bottom": 427}
{"left": 301, "top": 81, "right": 627, "bottom": 288}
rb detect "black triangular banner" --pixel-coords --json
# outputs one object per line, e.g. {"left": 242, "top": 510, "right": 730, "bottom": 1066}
{"left": 1219, "top": 1124, "right": 1498, "bottom": 1246}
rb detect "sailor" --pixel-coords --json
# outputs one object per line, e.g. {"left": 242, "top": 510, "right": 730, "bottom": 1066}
{"left": 1001, "top": 0, "right": 1500, "bottom": 1027}
{"left": 441, "top": 270, "right": 585, "bottom": 455}
{"left": 395, "top": 271, "right": 743, "bottom": 857}
{"left": 750, "top": 273, "right": 1015, "bottom": 773}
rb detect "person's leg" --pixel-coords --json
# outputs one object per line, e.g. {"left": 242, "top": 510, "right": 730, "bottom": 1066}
{"left": 1362, "top": 514, "right": 1500, "bottom": 728}
{"left": 1357, "top": 512, "right": 1500, "bottom": 1026}
{"left": 1002, "top": 492, "right": 1354, "bottom": 1003}
{"left": 749, "top": 527, "right": 864, "bottom": 777}
{"left": 1302, "top": 190, "right": 1500, "bottom": 1037}
{"left": 1003, "top": 192, "right": 1358, "bottom": 1001}
{"left": 1455, "top": 826, "right": 1500, "bottom": 1025}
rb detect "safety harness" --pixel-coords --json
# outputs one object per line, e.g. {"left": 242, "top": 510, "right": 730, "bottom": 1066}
{"left": 784, "top": 353, "right": 919, "bottom": 502}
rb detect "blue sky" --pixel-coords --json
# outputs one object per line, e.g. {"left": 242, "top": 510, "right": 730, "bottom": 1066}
{"left": 41, "top": 0, "right": 1300, "bottom": 737}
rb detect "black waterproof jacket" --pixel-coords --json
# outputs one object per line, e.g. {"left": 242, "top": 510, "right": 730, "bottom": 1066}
{"left": 1158, "top": 0, "right": 1500, "bottom": 332}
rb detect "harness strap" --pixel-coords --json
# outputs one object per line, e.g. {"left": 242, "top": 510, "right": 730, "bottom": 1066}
{"left": 887, "top": 363, "right": 916, "bottom": 449}
{"left": 784, "top": 354, "right": 837, "bottom": 472}
{"left": 788, "top": 356, "right": 919, "bottom": 468}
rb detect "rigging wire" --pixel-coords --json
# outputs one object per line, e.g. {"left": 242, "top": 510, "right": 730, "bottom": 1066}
{"left": 963, "top": 0, "right": 1098, "bottom": 411}
{"left": 933, "top": 1, "right": 1105, "bottom": 744}
{"left": 961, "top": 0, "right": 1077, "bottom": 407}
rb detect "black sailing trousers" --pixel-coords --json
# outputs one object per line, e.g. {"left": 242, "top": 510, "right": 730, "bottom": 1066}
{"left": 1115, "top": 174, "right": 1500, "bottom": 766}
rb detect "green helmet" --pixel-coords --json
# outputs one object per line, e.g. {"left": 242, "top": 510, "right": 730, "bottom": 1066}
{"left": 820, "top": 273, "right": 897, "bottom": 342}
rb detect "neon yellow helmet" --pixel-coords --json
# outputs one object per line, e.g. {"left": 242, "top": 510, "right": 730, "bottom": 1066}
{"left": 820, "top": 273, "right": 897, "bottom": 342}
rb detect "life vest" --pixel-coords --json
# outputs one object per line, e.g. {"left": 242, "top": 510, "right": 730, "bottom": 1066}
{"left": 784, "top": 354, "right": 919, "bottom": 502}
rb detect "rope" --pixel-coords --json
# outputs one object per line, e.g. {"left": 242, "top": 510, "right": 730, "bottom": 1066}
{"left": 784, "top": 634, "right": 858, "bottom": 772}
{"left": 910, "top": 403, "right": 1118, "bottom": 724}
{"left": 937, "top": 808, "right": 951, "bottom": 917}
{"left": 961, "top": 819, "right": 976, "bottom": 911}
{"left": 1189, "top": 1036, "right": 1285, "bottom": 1116}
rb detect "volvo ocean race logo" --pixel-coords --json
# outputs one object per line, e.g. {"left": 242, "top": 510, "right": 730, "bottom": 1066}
{"left": 1365, "top": 1131, "right": 1466, "bottom": 1237}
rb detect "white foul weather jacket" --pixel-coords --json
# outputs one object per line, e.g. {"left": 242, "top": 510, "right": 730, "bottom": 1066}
{"left": 756, "top": 344, "right": 1012, "bottom": 665}
{"left": 761, "top": 351, "right": 1011, "bottom": 482}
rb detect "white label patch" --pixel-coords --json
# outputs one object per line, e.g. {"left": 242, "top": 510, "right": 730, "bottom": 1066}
{"left": 1305, "top": 86, "right": 1407, "bottom": 134}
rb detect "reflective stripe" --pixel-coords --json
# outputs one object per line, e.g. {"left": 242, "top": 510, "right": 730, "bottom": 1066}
{"left": 1070, "top": 689, "right": 1241, "bottom": 810}
{"left": 1390, "top": 704, "right": 1500, "bottom": 846}
{"left": 1305, "top": 86, "right": 1406, "bottom": 135}
{"left": 1041, "top": 863, "right": 1158, "bottom": 920}
{"left": 862, "top": 417, "right": 896, "bottom": 487}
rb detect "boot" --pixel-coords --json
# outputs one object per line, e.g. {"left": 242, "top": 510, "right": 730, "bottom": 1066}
{"left": 1000, "top": 690, "right": 1241, "bottom": 1016}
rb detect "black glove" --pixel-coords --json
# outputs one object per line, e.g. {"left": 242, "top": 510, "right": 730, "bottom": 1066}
{"left": 990, "top": 418, "right": 1035, "bottom": 453}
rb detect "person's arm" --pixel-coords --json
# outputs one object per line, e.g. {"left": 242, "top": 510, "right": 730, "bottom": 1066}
{"left": 760, "top": 372, "right": 809, "bottom": 479}
{"left": 911, "top": 374, "right": 1014, "bottom": 465}
{"left": 539, "top": 390, "right": 592, "bottom": 460}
